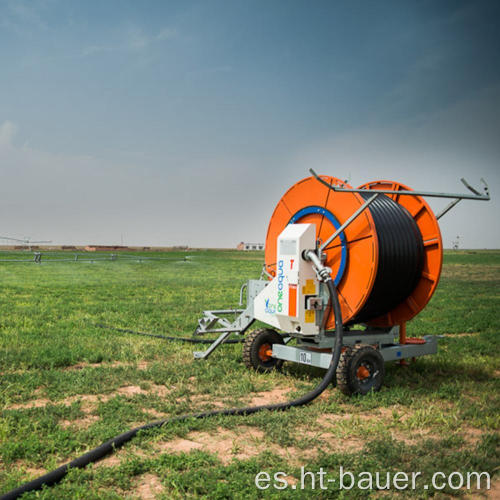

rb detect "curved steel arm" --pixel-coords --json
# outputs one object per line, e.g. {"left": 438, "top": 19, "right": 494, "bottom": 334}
{"left": 309, "top": 168, "right": 490, "bottom": 201}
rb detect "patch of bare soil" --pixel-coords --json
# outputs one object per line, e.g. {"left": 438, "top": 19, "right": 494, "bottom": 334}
{"left": 1, "top": 360, "right": 151, "bottom": 376}
{"left": 304, "top": 427, "right": 366, "bottom": 453}
{"left": 486, "top": 479, "right": 500, "bottom": 498}
{"left": 62, "top": 360, "right": 151, "bottom": 371}
{"left": 24, "top": 466, "right": 46, "bottom": 477}
{"left": 133, "top": 473, "right": 164, "bottom": 499}
{"left": 283, "top": 475, "right": 298, "bottom": 486}
{"left": 246, "top": 387, "right": 292, "bottom": 406}
{"left": 462, "top": 427, "right": 485, "bottom": 446}
{"left": 94, "top": 453, "right": 122, "bottom": 468}
{"left": 13, "top": 461, "right": 47, "bottom": 477}
{"left": 9, "top": 384, "right": 171, "bottom": 411}
{"left": 317, "top": 409, "right": 397, "bottom": 427}
{"left": 155, "top": 426, "right": 267, "bottom": 465}
{"left": 143, "top": 408, "right": 168, "bottom": 419}
{"left": 9, "top": 398, "right": 52, "bottom": 410}
{"left": 181, "top": 394, "right": 227, "bottom": 408}
{"left": 315, "top": 408, "right": 442, "bottom": 447}
{"left": 170, "top": 387, "right": 292, "bottom": 411}
{"left": 316, "top": 407, "right": 487, "bottom": 448}
{"left": 390, "top": 428, "right": 440, "bottom": 445}
{"left": 153, "top": 424, "right": 317, "bottom": 466}
{"left": 464, "top": 477, "right": 500, "bottom": 499}
{"left": 59, "top": 415, "right": 99, "bottom": 429}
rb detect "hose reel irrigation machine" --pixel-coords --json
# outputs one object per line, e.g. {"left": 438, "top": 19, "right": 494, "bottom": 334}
{"left": 194, "top": 169, "right": 490, "bottom": 395}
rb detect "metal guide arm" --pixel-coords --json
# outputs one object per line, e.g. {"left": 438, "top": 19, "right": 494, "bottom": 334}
{"left": 319, "top": 192, "right": 380, "bottom": 253}
{"left": 309, "top": 169, "right": 490, "bottom": 201}
{"left": 435, "top": 178, "right": 491, "bottom": 220}
{"left": 307, "top": 168, "right": 491, "bottom": 254}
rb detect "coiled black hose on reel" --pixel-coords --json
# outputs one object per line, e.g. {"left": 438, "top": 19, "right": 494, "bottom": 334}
{"left": 1, "top": 280, "right": 343, "bottom": 500}
{"left": 351, "top": 193, "right": 424, "bottom": 324}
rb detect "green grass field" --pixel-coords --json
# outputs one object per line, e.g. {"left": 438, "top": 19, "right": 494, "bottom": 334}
{"left": 0, "top": 249, "right": 498, "bottom": 499}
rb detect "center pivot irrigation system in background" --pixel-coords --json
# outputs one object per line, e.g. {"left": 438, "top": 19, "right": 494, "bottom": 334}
{"left": 2, "top": 169, "right": 490, "bottom": 499}
{"left": 0, "top": 252, "right": 190, "bottom": 264}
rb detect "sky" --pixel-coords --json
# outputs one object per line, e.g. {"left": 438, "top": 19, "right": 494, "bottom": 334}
{"left": 0, "top": 0, "right": 499, "bottom": 248}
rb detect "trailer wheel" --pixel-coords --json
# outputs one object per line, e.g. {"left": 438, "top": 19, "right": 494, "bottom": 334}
{"left": 336, "top": 344, "right": 385, "bottom": 396}
{"left": 243, "top": 329, "right": 284, "bottom": 372}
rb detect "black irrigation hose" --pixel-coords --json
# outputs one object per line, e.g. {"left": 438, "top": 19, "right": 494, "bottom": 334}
{"left": 94, "top": 324, "right": 245, "bottom": 344}
{"left": 308, "top": 167, "right": 425, "bottom": 324}
{"left": 2, "top": 280, "right": 343, "bottom": 500}
{"left": 352, "top": 193, "right": 424, "bottom": 323}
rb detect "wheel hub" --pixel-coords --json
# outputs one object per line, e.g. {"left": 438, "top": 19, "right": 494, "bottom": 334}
{"left": 356, "top": 365, "right": 371, "bottom": 380}
{"left": 258, "top": 343, "right": 273, "bottom": 362}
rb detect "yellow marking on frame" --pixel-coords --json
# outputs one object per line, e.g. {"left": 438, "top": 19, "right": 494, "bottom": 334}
{"left": 302, "top": 279, "right": 316, "bottom": 295}
{"left": 305, "top": 310, "right": 315, "bottom": 323}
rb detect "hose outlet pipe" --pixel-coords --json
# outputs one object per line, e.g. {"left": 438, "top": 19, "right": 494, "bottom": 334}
{"left": 303, "top": 249, "right": 332, "bottom": 283}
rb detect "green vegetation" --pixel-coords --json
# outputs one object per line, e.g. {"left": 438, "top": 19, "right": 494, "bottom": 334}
{"left": 0, "top": 249, "right": 499, "bottom": 498}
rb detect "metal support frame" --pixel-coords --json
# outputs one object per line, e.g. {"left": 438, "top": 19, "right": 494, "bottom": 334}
{"left": 436, "top": 198, "right": 461, "bottom": 220}
{"left": 319, "top": 193, "right": 380, "bottom": 253}
{"left": 193, "top": 331, "right": 236, "bottom": 359}
{"left": 272, "top": 330, "right": 438, "bottom": 369}
{"left": 194, "top": 309, "right": 248, "bottom": 335}
{"left": 298, "top": 327, "right": 398, "bottom": 349}
{"left": 192, "top": 279, "right": 267, "bottom": 359}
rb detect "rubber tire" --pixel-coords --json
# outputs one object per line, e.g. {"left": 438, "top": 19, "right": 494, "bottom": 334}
{"left": 243, "top": 329, "right": 284, "bottom": 373}
{"left": 336, "top": 344, "right": 385, "bottom": 396}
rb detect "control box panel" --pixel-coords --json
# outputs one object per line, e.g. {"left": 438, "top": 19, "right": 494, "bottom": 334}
{"left": 254, "top": 224, "right": 321, "bottom": 335}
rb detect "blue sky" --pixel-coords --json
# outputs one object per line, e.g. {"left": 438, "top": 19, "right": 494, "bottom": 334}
{"left": 0, "top": 0, "right": 499, "bottom": 247}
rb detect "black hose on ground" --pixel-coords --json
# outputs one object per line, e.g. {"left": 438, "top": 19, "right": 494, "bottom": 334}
{"left": 2, "top": 280, "right": 343, "bottom": 500}
{"left": 94, "top": 324, "right": 245, "bottom": 344}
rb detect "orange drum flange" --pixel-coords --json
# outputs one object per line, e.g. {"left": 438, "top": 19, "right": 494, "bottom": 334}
{"left": 357, "top": 180, "right": 443, "bottom": 326}
{"left": 265, "top": 176, "right": 380, "bottom": 329}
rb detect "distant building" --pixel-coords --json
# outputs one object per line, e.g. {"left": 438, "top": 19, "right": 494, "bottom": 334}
{"left": 84, "top": 245, "right": 127, "bottom": 251}
{"left": 237, "top": 242, "right": 264, "bottom": 251}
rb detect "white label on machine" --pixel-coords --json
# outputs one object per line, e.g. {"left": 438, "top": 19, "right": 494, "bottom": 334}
{"left": 280, "top": 239, "right": 297, "bottom": 255}
{"left": 299, "top": 351, "right": 312, "bottom": 365}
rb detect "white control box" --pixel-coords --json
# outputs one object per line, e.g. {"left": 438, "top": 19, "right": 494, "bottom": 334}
{"left": 254, "top": 224, "right": 320, "bottom": 335}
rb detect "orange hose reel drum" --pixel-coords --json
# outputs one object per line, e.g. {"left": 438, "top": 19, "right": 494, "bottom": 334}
{"left": 265, "top": 176, "right": 380, "bottom": 328}
{"left": 357, "top": 180, "right": 443, "bottom": 327}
